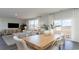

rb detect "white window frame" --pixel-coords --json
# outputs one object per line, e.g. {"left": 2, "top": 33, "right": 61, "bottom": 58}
{"left": 29, "top": 19, "right": 39, "bottom": 30}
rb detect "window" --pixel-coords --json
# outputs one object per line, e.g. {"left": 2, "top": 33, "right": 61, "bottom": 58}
{"left": 54, "top": 19, "right": 72, "bottom": 27}
{"left": 62, "top": 20, "right": 72, "bottom": 26}
{"left": 29, "top": 19, "right": 39, "bottom": 29}
{"left": 54, "top": 20, "right": 62, "bottom": 26}
{"left": 34, "top": 19, "right": 39, "bottom": 27}
{"left": 53, "top": 19, "right": 72, "bottom": 33}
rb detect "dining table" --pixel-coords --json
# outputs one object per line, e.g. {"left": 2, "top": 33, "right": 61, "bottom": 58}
{"left": 22, "top": 34, "right": 57, "bottom": 50}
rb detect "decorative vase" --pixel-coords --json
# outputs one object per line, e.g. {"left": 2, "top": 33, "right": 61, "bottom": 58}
{"left": 44, "top": 30, "right": 50, "bottom": 35}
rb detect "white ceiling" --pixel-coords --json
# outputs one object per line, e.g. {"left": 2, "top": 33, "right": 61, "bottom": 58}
{"left": 0, "top": 8, "right": 68, "bottom": 19}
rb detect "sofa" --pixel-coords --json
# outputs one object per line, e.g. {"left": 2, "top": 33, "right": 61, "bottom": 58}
{"left": 1, "top": 28, "right": 21, "bottom": 46}
{"left": 2, "top": 35, "right": 16, "bottom": 46}
{"left": 0, "top": 28, "right": 21, "bottom": 36}
{"left": 1, "top": 28, "right": 40, "bottom": 46}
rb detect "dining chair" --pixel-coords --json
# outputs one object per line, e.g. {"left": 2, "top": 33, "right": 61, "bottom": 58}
{"left": 57, "top": 35, "right": 65, "bottom": 50}
{"left": 48, "top": 34, "right": 65, "bottom": 50}
{"left": 13, "top": 36, "right": 32, "bottom": 50}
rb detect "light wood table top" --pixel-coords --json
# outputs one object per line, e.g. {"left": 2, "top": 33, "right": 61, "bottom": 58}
{"left": 22, "top": 34, "right": 56, "bottom": 50}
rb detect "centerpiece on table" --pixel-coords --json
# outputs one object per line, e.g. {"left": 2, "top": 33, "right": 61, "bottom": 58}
{"left": 42, "top": 24, "right": 51, "bottom": 35}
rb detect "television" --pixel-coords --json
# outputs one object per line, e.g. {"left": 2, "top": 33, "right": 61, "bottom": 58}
{"left": 8, "top": 23, "right": 19, "bottom": 28}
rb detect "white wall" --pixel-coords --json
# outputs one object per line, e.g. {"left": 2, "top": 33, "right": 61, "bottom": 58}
{"left": 54, "top": 9, "right": 74, "bottom": 20}
{"left": 0, "top": 18, "right": 26, "bottom": 31}
{"left": 72, "top": 9, "right": 79, "bottom": 42}
{"left": 39, "top": 15, "right": 49, "bottom": 26}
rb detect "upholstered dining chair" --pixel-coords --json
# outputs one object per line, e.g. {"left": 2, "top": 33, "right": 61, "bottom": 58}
{"left": 47, "top": 34, "right": 65, "bottom": 50}
{"left": 13, "top": 36, "right": 31, "bottom": 50}
{"left": 56, "top": 34, "right": 65, "bottom": 50}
